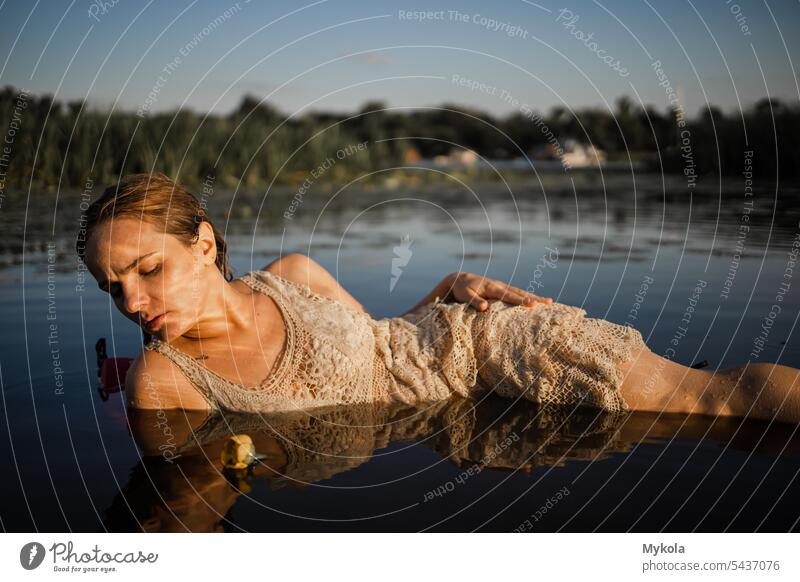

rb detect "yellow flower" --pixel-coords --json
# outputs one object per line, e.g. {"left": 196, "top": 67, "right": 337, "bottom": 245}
{"left": 220, "top": 434, "right": 260, "bottom": 469}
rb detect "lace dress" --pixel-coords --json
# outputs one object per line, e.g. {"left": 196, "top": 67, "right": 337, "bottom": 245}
{"left": 144, "top": 269, "right": 646, "bottom": 414}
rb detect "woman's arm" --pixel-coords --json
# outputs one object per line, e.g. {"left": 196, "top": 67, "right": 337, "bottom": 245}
{"left": 262, "top": 255, "right": 551, "bottom": 318}
{"left": 401, "top": 271, "right": 552, "bottom": 317}
{"left": 401, "top": 273, "right": 458, "bottom": 316}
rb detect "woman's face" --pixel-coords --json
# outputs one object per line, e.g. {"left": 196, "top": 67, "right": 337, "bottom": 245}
{"left": 84, "top": 217, "right": 216, "bottom": 342}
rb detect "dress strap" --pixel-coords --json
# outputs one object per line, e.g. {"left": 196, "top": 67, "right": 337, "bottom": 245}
{"left": 143, "top": 339, "right": 221, "bottom": 411}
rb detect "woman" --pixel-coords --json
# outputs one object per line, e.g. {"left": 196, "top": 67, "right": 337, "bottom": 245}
{"left": 77, "top": 173, "right": 800, "bottom": 423}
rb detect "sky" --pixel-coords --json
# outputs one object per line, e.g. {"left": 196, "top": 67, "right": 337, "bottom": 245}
{"left": 1, "top": 0, "right": 799, "bottom": 120}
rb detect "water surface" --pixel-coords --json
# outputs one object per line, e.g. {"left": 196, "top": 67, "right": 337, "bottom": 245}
{"left": 1, "top": 177, "right": 799, "bottom": 531}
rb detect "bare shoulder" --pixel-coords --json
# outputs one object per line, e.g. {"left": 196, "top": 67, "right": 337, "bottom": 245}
{"left": 125, "top": 349, "right": 213, "bottom": 412}
{"left": 263, "top": 252, "right": 366, "bottom": 313}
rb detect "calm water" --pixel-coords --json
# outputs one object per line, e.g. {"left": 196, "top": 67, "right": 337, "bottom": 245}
{"left": 1, "top": 176, "right": 800, "bottom": 532}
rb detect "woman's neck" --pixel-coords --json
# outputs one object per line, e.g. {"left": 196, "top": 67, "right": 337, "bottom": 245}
{"left": 179, "top": 272, "right": 259, "bottom": 342}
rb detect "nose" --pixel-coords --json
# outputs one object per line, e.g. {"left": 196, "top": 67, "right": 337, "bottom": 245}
{"left": 121, "top": 283, "right": 147, "bottom": 315}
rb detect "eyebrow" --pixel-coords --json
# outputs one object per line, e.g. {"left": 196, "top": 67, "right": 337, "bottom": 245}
{"left": 97, "top": 251, "right": 158, "bottom": 291}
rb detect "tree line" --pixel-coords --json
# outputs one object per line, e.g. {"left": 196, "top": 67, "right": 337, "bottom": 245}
{"left": 1, "top": 85, "right": 797, "bottom": 193}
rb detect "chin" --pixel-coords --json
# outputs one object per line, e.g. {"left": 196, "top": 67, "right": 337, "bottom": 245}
{"left": 145, "top": 313, "right": 184, "bottom": 342}
{"left": 154, "top": 323, "right": 181, "bottom": 342}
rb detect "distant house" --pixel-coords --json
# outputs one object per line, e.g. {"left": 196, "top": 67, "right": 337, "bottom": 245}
{"left": 403, "top": 146, "right": 422, "bottom": 163}
{"left": 432, "top": 148, "right": 479, "bottom": 166}
{"left": 532, "top": 139, "right": 606, "bottom": 167}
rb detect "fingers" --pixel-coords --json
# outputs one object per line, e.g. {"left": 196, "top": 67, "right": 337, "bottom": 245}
{"left": 506, "top": 283, "right": 551, "bottom": 302}
{"left": 464, "top": 285, "right": 490, "bottom": 311}
{"left": 455, "top": 273, "right": 553, "bottom": 311}
{"left": 486, "top": 281, "right": 552, "bottom": 307}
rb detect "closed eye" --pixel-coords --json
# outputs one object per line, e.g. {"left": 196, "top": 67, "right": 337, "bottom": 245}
{"left": 103, "top": 265, "right": 161, "bottom": 297}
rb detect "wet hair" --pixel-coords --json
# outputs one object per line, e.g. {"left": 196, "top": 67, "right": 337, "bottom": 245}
{"left": 76, "top": 173, "right": 233, "bottom": 281}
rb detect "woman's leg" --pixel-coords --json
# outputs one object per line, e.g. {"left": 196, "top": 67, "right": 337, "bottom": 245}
{"left": 617, "top": 346, "right": 720, "bottom": 416}
{"left": 717, "top": 362, "right": 800, "bottom": 424}
{"left": 617, "top": 346, "right": 800, "bottom": 424}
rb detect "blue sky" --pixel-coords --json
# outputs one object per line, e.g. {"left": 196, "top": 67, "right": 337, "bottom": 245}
{"left": 1, "top": 0, "right": 798, "bottom": 119}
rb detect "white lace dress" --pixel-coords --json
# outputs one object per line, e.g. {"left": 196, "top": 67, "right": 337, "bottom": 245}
{"left": 144, "top": 269, "right": 646, "bottom": 414}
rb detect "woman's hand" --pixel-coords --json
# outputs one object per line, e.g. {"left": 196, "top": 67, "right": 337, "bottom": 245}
{"left": 443, "top": 272, "right": 553, "bottom": 312}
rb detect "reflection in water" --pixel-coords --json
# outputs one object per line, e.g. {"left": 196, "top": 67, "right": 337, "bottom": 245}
{"left": 103, "top": 396, "right": 800, "bottom": 532}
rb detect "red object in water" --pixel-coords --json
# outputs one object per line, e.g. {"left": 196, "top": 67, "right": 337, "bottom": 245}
{"left": 100, "top": 357, "right": 133, "bottom": 392}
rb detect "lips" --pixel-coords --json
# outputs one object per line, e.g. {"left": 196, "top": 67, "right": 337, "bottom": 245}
{"left": 144, "top": 312, "right": 167, "bottom": 330}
